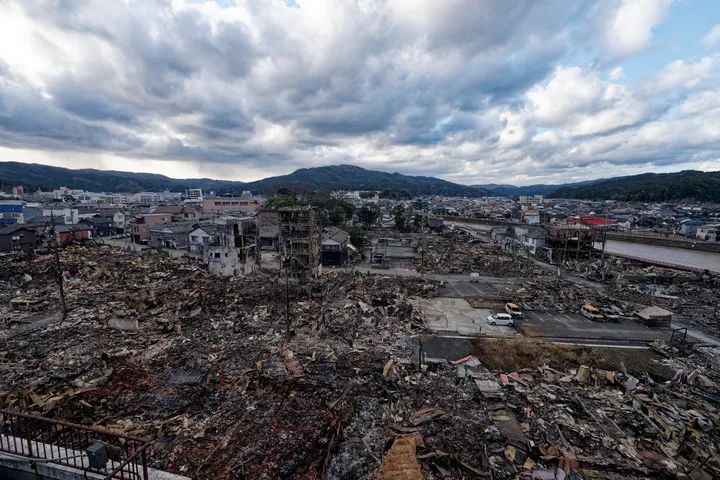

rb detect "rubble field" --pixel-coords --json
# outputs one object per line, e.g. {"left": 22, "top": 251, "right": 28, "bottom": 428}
{"left": 416, "top": 235, "right": 547, "bottom": 277}
{"left": 415, "top": 233, "right": 720, "bottom": 338}
{"left": 1, "top": 244, "right": 719, "bottom": 479}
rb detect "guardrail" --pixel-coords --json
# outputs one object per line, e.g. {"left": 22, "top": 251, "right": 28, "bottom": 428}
{"left": 0, "top": 409, "right": 150, "bottom": 479}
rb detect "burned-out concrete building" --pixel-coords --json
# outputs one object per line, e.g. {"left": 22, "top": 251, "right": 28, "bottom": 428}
{"left": 278, "top": 206, "right": 320, "bottom": 280}
{"left": 202, "top": 217, "right": 258, "bottom": 277}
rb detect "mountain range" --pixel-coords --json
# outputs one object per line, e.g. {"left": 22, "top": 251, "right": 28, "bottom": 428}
{"left": 0, "top": 162, "right": 485, "bottom": 197}
{"left": 2, "top": 162, "right": 718, "bottom": 201}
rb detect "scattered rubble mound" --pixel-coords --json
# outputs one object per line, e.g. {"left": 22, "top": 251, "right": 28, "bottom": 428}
{"left": 1, "top": 244, "right": 719, "bottom": 479}
{"left": 416, "top": 236, "right": 546, "bottom": 276}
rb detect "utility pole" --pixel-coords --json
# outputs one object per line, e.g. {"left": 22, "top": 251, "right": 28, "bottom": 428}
{"left": 420, "top": 209, "right": 425, "bottom": 277}
{"left": 284, "top": 223, "right": 293, "bottom": 335}
{"left": 50, "top": 212, "right": 67, "bottom": 321}
{"left": 285, "top": 264, "right": 290, "bottom": 334}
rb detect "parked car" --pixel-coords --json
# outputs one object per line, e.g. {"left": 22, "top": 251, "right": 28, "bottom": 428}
{"left": 580, "top": 304, "right": 604, "bottom": 321}
{"left": 505, "top": 302, "right": 522, "bottom": 317}
{"left": 487, "top": 313, "right": 514, "bottom": 326}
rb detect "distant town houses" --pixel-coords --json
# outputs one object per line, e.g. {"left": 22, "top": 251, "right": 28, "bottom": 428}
{"left": 2, "top": 183, "right": 719, "bottom": 281}
{"left": 151, "top": 205, "right": 201, "bottom": 222}
{"left": 55, "top": 224, "right": 92, "bottom": 245}
{"left": 148, "top": 222, "right": 197, "bottom": 249}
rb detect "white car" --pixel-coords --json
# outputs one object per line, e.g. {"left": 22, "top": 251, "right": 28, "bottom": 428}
{"left": 486, "top": 313, "right": 514, "bottom": 326}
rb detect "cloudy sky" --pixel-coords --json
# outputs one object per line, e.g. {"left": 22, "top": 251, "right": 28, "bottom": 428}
{"left": 0, "top": 0, "right": 719, "bottom": 185}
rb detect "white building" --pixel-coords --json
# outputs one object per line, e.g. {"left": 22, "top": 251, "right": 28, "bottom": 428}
{"left": 189, "top": 226, "right": 215, "bottom": 253}
{"left": 696, "top": 226, "right": 717, "bottom": 242}
{"left": 186, "top": 188, "right": 203, "bottom": 201}
{"left": 42, "top": 208, "right": 79, "bottom": 224}
{"left": 524, "top": 209, "right": 540, "bottom": 225}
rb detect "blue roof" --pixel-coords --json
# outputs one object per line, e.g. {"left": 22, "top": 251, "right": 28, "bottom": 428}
{"left": 0, "top": 204, "right": 22, "bottom": 213}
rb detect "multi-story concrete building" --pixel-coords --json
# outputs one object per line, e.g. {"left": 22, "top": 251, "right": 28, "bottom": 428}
{"left": 202, "top": 196, "right": 261, "bottom": 215}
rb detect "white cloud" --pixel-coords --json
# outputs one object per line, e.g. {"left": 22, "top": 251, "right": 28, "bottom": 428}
{"left": 653, "top": 54, "right": 720, "bottom": 91}
{"left": 605, "top": 0, "right": 672, "bottom": 57}
{"left": 527, "top": 66, "right": 649, "bottom": 136}
{"left": 528, "top": 66, "right": 603, "bottom": 124}
{"left": 702, "top": 24, "right": 720, "bottom": 46}
{"left": 608, "top": 66, "right": 624, "bottom": 81}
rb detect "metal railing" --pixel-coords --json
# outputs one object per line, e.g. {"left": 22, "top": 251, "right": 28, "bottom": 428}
{"left": 0, "top": 409, "right": 150, "bottom": 479}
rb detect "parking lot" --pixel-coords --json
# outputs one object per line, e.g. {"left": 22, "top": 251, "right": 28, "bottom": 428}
{"left": 411, "top": 298, "right": 518, "bottom": 337}
{"left": 516, "top": 310, "right": 672, "bottom": 344}
{"left": 438, "top": 277, "right": 522, "bottom": 300}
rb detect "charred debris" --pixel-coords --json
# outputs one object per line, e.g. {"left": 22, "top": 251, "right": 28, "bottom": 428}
{"left": 1, "top": 236, "right": 719, "bottom": 479}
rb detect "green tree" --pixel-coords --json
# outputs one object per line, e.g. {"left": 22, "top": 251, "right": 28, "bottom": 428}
{"left": 315, "top": 208, "right": 330, "bottom": 227}
{"left": 349, "top": 227, "right": 365, "bottom": 248}
{"left": 264, "top": 194, "right": 298, "bottom": 209}
{"left": 379, "top": 188, "right": 413, "bottom": 200}
{"left": 393, "top": 204, "right": 410, "bottom": 231}
{"left": 356, "top": 203, "right": 380, "bottom": 228}
{"left": 329, "top": 205, "right": 347, "bottom": 226}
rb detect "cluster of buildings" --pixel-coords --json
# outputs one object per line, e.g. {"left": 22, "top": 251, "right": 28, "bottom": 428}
{"left": 0, "top": 188, "right": 358, "bottom": 281}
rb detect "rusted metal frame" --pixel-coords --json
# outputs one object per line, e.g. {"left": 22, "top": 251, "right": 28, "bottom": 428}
{"left": 0, "top": 409, "right": 150, "bottom": 479}
{"left": 0, "top": 410, "right": 147, "bottom": 442}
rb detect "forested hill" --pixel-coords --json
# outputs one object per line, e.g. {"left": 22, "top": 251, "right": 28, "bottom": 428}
{"left": 551, "top": 170, "right": 720, "bottom": 201}
{"left": 243, "top": 165, "right": 484, "bottom": 196}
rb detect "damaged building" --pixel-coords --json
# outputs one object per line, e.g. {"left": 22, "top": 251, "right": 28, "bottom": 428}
{"left": 203, "top": 216, "right": 258, "bottom": 277}
{"left": 320, "top": 226, "right": 349, "bottom": 266}
{"left": 278, "top": 206, "right": 320, "bottom": 280}
{"left": 544, "top": 224, "right": 606, "bottom": 262}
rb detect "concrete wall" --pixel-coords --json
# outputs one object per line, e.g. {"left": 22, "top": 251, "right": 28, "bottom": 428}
{"left": 606, "top": 232, "right": 720, "bottom": 253}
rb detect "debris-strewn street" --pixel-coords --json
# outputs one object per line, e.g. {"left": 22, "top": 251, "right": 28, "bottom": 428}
{"left": 2, "top": 243, "right": 719, "bottom": 479}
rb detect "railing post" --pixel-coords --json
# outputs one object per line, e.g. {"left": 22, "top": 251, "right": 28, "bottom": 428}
{"left": 142, "top": 448, "right": 149, "bottom": 480}
{"left": 24, "top": 419, "right": 33, "bottom": 457}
